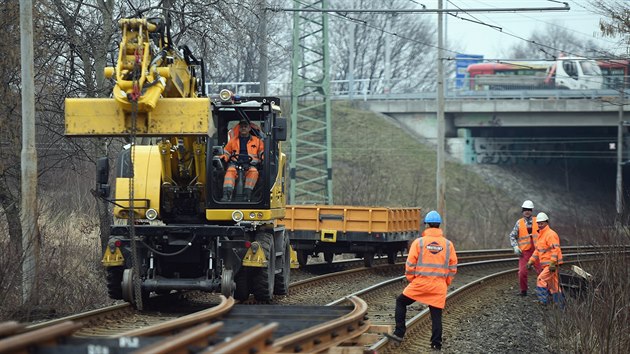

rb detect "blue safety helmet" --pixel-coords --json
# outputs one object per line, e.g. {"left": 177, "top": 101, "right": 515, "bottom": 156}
{"left": 424, "top": 210, "right": 442, "bottom": 224}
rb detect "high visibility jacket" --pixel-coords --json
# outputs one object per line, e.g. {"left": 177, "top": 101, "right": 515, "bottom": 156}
{"left": 529, "top": 225, "right": 563, "bottom": 267}
{"left": 517, "top": 217, "right": 538, "bottom": 251}
{"left": 403, "top": 228, "right": 458, "bottom": 309}
{"left": 222, "top": 135, "right": 264, "bottom": 165}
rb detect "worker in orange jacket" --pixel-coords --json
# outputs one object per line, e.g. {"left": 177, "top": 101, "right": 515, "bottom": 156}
{"left": 527, "top": 212, "right": 564, "bottom": 305}
{"left": 508, "top": 200, "right": 541, "bottom": 296}
{"left": 220, "top": 119, "right": 264, "bottom": 202}
{"left": 385, "top": 210, "right": 457, "bottom": 351}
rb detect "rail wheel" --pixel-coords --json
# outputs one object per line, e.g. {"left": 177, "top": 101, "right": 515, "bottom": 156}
{"left": 274, "top": 236, "right": 291, "bottom": 295}
{"left": 121, "top": 268, "right": 148, "bottom": 308}
{"left": 324, "top": 251, "right": 334, "bottom": 264}
{"left": 363, "top": 252, "right": 375, "bottom": 267}
{"left": 221, "top": 268, "right": 235, "bottom": 298}
{"left": 251, "top": 232, "right": 275, "bottom": 301}
{"left": 297, "top": 250, "right": 309, "bottom": 267}
{"left": 106, "top": 266, "right": 124, "bottom": 300}
{"left": 234, "top": 268, "right": 250, "bottom": 301}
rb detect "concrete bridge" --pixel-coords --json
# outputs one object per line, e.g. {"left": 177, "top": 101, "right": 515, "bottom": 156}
{"left": 361, "top": 94, "right": 630, "bottom": 165}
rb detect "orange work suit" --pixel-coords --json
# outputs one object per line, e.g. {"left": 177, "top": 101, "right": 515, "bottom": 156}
{"left": 403, "top": 228, "right": 458, "bottom": 309}
{"left": 530, "top": 225, "right": 563, "bottom": 303}
{"left": 222, "top": 135, "right": 264, "bottom": 191}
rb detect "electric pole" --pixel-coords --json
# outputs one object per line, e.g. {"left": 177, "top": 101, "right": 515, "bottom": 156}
{"left": 20, "top": 0, "right": 40, "bottom": 308}
{"left": 436, "top": 0, "right": 446, "bottom": 219}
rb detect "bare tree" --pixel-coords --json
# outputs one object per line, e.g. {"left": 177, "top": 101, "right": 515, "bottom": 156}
{"left": 503, "top": 23, "right": 602, "bottom": 59}
{"left": 329, "top": 0, "right": 437, "bottom": 93}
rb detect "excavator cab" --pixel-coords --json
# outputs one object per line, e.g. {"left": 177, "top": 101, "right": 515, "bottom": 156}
{"left": 206, "top": 93, "right": 287, "bottom": 213}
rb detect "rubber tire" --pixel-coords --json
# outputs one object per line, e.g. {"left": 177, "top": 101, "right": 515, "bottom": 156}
{"left": 251, "top": 232, "right": 275, "bottom": 301}
{"left": 274, "top": 237, "right": 291, "bottom": 295}
{"left": 297, "top": 250, "right": 309, "bottom": 267}
{"left": 234, "top": 268, "right": 250, "bottom": 301}
{"left": 106, "top": 267, "right": 124, "bottom": 300}
{"left": 324, "top": 251, "right": 334, "bottom": 264}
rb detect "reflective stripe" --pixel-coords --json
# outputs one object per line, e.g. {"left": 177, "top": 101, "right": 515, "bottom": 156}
{"left": 412, "top": 238, "right": 451, "bottom": 278}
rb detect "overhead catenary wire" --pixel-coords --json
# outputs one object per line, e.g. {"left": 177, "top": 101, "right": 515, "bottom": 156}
{"left": 286, "top": 0, "right": 621, "bottom": 67}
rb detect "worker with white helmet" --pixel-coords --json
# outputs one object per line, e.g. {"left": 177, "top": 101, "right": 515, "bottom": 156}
{"left": 507, "top": 200, "right": 541, "bottom": 296}
{"left": 527, "top": 212, "right": 564, "bottom": 305}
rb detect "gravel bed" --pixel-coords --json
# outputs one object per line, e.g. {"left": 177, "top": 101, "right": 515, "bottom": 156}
{"left": 399, "top": 275, "right": 554, "bottom": 353}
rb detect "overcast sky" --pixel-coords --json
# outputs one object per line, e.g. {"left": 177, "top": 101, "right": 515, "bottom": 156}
{"left": 427, "top": 0, "right": 623, "bottom": 60}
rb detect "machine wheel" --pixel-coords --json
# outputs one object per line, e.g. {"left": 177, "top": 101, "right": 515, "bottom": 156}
{"left": 274, "top": 237, "right": 291, "bottom": 295}
{"left": 251, "top": 232, "right": 275, "bottom": 301}
{"left": 221, "top": 268, "right": 236, "bottom": 298}
{"left": 387, "top": 250, "right": 398, "bottom": 264}
{"left": 121, "top": 268, "right": 149, "bottom": 309}
{"left": 363, "top": 252, "right": 375, "bottom": 267}
{"left": 106, "top": 267, "right": 124, "bottom": 300}
{"left": 297, "top": 250, "right": 309, "bottom": 267}
{"left": 324, "top": 251, "right": 334, "bottom": 264}
{"left": 234, "top": 268, "right": 250, "bottom": 301}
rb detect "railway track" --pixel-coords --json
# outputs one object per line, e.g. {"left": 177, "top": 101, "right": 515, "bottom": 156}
{"left": 0, "top": 246, "right": 615, "bottom": 353}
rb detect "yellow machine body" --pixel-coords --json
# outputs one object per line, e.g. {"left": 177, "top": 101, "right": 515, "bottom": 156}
{"left": 114, "top": 146, "right": 162, "bottom": 219}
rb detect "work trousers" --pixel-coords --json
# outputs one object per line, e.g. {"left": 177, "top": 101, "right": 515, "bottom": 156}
{"left": 518, "top": 247, "right": 540, "bottom": 292}
{"left": 223, "top": 165, "right": 259, "bottom": 190}
{"left": 394, "top": 293, "right": 443, "bottom": 347}
{"left": 536, "top": 265, "right": 562, "bottom": 305}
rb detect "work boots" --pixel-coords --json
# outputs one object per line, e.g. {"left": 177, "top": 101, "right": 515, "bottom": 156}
{"left": 244, "top": 189, "right": 252, "bottom": 202}
{"left": 220, "top": 188, "right": 233, "bottom": 202}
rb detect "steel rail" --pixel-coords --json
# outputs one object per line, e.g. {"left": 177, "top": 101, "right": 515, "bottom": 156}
{"left": 24, "top": 302, "right": 132, "bottom": 332}
{"left": 117, "top": 295, "right": 234, "bottom": 337}
{"left": 200, "top": 323, "right": 278, "bottom": 354}
{"left": 271, "top": 296, "right": 370, "bottom": 353}
{"left": 0, "top": 321, "right": 83, "bottom": 354}
{"left": 368, "top": 255, "right": 611, "bottom": 353}
{"left": 0, "top": 322, "right": 22, "bottom": 339}
{"left": 133, "top": 322, "right": 223, "bottom": 354}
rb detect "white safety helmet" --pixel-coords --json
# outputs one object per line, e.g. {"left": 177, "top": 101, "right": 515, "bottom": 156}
{"left": 521, "top": 200, "right": 534, "bottom": 209}
{"left": 536, "top": 212, "right": 549, "bottom": 222}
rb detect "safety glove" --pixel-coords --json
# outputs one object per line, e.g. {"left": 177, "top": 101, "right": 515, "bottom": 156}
{"left": 513, "top": 246, "right": 522, "bottom": 256}
{"left": 548, "top": 262, "right": 557, "bottom": 272}
{"left": 526, "top": 260, "right": 534, "bottom": 270}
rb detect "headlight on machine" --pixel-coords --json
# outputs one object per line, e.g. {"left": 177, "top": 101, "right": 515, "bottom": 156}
{"left": 249, "top": 212, "right": 256, "bottom": 219}
{"left": 145, "top": 208, "right": 158, "bottom": 220}
{"left": 232, "top": 210, "right": 244, "bottom": 222}
{"left": 219, "top": 89, "right": 233, "bottom": 102}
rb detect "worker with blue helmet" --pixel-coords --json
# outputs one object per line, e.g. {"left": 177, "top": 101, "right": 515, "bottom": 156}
{"left": 386, "top": 210, "right": 458, "bottom": 351}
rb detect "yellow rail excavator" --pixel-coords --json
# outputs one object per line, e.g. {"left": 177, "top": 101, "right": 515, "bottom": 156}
{"left": 65, "top": 17, "right": 295, "bottom": 308}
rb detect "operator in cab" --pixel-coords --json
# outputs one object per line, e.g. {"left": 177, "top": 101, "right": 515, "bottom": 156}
{"left": 220, "top": 119, "right": 264, "bottom": 202}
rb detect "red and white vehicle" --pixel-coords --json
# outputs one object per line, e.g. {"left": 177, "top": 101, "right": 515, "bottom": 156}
{"left": 465, "top": 57, "right": 604, "bottom": 90}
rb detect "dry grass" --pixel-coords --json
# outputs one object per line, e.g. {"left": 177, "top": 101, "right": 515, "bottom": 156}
{"left": 0, "top": 194, "right": 112, "bottom": 322}
{"left": 545, "top": 230, "right": 630, "bottom": 353}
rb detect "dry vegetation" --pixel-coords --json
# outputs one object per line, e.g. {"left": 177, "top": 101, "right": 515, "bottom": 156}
{"left": 546, "top": 233, "right": 630, "bottom": 353}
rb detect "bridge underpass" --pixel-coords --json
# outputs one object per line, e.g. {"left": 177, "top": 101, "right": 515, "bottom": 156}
{"left": 363, "top": 97, "right": 630, "bottom": 165}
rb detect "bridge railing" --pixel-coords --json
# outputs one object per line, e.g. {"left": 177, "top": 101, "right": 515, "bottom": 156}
{"left": 205, "top": 76, "right": 630, "bottom": 100}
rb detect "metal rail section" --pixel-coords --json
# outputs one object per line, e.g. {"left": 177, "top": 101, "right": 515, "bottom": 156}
{"left": 272, "top": 296, "right": 369, "bottom": 353}
{"left": 115, "top": 296, "right": 234, "bottom": 337}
